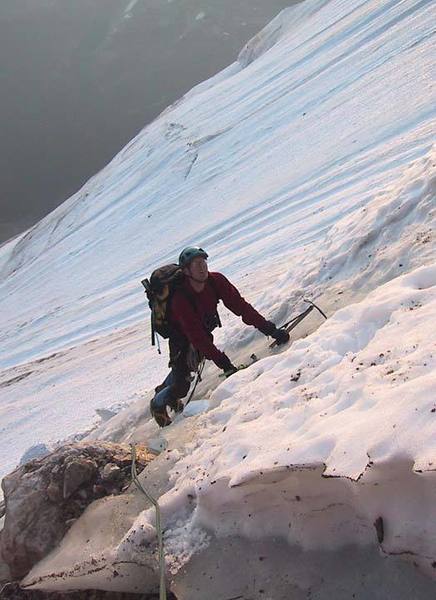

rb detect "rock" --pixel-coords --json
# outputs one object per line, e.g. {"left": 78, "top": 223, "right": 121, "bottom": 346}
{"left": 1, "top": 442, "right": 153, "bottom": 580}
{"left": 0, "top": 562, "right": 11, "bottom": 588}
{"left": 46, "top": 484, "right": 62, "bottom": 504}
{"left": 0, "top": 582, "right": 179, "bottom": 599}
{"left": 101, "top": 464, "right": 121, "bottom": 482}
{"left": 0, "top": 532, "right": 11, "bottom": 586}
{"left": 92, "top": 484, "right": 106, "bottom": 497}
{"left": 62, "top": 459, "right": 96, "bottom": 499}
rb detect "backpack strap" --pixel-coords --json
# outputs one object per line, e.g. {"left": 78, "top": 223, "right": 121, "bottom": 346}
{"left": 207, "top": 274, "right": 219, "bottom": 300}
{"left": 170, "top": 276, "right": 222, "bottom": 336}
{"left": 207, "top": 275, "right": 222, "bottom": 328}
{"left": 166, "top": 282, "right": 197, "bottom": 340}
{"left": 141, "top": 278, "right": 157, "bottom": 346}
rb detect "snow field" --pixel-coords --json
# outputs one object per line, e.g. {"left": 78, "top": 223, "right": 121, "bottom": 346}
{"left": 1, "top": 0, "right": 435, "bottom": 593}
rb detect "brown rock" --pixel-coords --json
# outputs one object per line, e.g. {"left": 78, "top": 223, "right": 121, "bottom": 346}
{"left": 101, "top": 464, "right": 121, "bottom": 482}
{"left": 0, "top": 531, "right": 11, "bottom": 586}
{"left": 0, "top": 443, "right": 154, "bottom": 580}
{"left": 62, "top": 459, "right": 97, "bottom": 499}
{"left": 46, "top": 484, "right": 62, "bottom": 504}
{"left": 0, "top": 582, "right": 178, "bottom": 599}
{"left": 92, "top": 484, "right": 106, "bottom": 497}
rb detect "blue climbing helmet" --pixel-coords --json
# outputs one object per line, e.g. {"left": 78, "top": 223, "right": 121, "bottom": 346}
{"left": 178, "top": 246, "right": 208, "bottom": 268}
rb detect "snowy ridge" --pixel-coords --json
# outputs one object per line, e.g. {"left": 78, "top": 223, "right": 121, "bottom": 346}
{"left": 301, "top": 145, "right": 436, "bottom": 293}
{"left": 237, "top": 0, "right": 329, "bottom": 68}
{"left": 2, "top": 0, "right": 436, "bottom": 595}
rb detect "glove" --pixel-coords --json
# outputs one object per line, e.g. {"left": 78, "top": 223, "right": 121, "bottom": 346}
{"left": 260, "top": 320, "right": 277, "bottom": 336}
{"left": 224, "top": 365, "right": 239, "bottom": 378}
{"left": 217, "top": 354, "right": 238, "bottom": 378}
{"left": 260, "top": 321, "right": 290, "bottom": 346}
{"left": 270, "top": 326, "right": 290, "bottom": 346}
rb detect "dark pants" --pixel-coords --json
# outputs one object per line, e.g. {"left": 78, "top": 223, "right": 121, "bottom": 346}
{"left": 152, "top": 336, "right": 199, "bottom": 409}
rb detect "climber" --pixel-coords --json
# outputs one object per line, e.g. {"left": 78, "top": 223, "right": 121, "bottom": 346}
{"left": 148, "top": 246, "right": 289, "bottom": 426}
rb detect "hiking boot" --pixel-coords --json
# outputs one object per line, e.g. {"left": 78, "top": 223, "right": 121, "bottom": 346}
{"left": 150, "top": 400, "right": 172, "bottom": 428}
{"left": 168, "top": 398, "right": 184, "bottom": 414}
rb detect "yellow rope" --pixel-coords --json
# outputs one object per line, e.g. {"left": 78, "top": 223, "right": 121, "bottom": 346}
{"left": 130, "top": 444, "right": 166, "bottom": 600}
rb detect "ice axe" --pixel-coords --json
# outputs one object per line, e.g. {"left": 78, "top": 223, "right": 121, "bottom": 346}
{"left": 269, "top": 299, "right": 327, "bottom": 348}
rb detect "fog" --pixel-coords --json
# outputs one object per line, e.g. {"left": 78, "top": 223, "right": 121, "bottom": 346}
{"left": 0, "top": 0, "right": 298, "bottom": 244}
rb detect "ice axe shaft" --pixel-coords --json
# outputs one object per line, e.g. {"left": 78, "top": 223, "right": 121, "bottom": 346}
{"left": 270, "top": 299, "right": 327, "bottom": 348}
{"left": 302, "top": 298, "right": 327, "bottom": 320}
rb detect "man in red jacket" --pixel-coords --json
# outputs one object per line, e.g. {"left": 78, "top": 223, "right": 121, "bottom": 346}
{"left": 150, "top": 246, "right": 289, "bottom": 426}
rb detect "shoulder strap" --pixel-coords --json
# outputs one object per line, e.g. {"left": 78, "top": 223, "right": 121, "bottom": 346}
{"left": 207, "top": 274, "right": 222, "bottom": 328}
{"left": 207, "top": 274, "right": 220, "bottom": 302}
{"left": 169, "top": 280, "right": 197, "bottom": 316}
{"left": 170, "top": 275, "right": 222, "bottom": 329}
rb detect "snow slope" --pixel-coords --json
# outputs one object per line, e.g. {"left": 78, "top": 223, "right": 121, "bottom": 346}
{"left": 21, "top": 265, "right": 436, "bottom": 596}
{"left": 1, "top": 0, "right": 435, "bottom": 595}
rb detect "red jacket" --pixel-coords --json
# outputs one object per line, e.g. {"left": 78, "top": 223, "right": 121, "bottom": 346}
{"left": 169, "top": 272, "right": 271, "bottom": 367}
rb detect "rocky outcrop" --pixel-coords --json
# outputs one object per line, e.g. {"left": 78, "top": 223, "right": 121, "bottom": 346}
{"left": 0, "top": 532, "right": 11, "bottom": 587}
{"left": 1, "top": 443, "right": 153, "bottom": 580}
{"left": 0, "top": 582, "right": 177, "bottom": 599}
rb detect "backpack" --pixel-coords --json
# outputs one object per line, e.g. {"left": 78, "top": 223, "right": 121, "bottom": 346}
{"left": 141, "top": 264, "right": 184, "bottom": 347}
{"left": 141, "top": 265, "right": 222, "bottom": 350}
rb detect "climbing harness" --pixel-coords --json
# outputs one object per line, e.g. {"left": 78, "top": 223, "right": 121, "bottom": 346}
{"left": 130, "top": 445, "right": 166, "bottom": 600}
